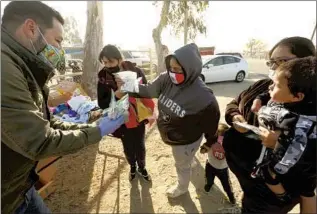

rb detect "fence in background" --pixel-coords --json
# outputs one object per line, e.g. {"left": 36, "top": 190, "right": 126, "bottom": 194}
{"left": 48, "top": 49, "right": 159, "bottom": 89}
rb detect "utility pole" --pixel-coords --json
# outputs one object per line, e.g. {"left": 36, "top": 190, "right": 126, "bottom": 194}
{"left": 311, "top": 22, "right": 316, "bottom": 41}
{"left": 184, "top": 1, "right": 188, "bottom": 45}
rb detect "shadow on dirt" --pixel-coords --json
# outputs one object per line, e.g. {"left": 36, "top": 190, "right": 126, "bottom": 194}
{"left": 45, "top": 125, "right": 157, "bottom": 213}
{"left": 45, "top": 144, "right": 127, "bottom": 213}
{"left": 191, "top": 157, "right": 235, "bottom": 213}
{"left": 130, "top": 178, "right": 155, "bottom": 213}
{"left": 165, "top": 156, "right": 236, "bottom": 213}
{"left": 167, "top": 191, "right": 200, "bottom": 213}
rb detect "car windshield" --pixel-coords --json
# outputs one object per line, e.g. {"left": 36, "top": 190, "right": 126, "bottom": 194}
{"left": 202, "top": 55, "right": 217, "bottom": 64}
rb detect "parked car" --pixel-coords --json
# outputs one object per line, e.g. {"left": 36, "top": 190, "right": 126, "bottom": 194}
{"left": 216, "top": 52, "right": 243, "bottom": 58}
{"left": 200, "top": 55, "right": 248, "bottom": 83}
{"left": 201, "top": 55, "right": 213, "bottom": 64}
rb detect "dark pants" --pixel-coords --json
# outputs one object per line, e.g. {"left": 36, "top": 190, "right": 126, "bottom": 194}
{"left": 222, "top": 128, "right": 298, "bottom": 213}
{"left": 121, "top": 123, "right": 146, "bottom": 169}
{"left": 15, "top": 186, "right": 51, "bottom": 214}
{"left": 205, "top": 161, "right": 234, "bottom": 200}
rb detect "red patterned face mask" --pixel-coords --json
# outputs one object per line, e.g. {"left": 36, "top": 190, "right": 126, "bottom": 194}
{"left": 169, "top": 71, "right": 185, "bottom": 84}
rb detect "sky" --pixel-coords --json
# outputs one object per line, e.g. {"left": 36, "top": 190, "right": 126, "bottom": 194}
{"left": 1, "top": 1, "right": 316, "bottom": 52}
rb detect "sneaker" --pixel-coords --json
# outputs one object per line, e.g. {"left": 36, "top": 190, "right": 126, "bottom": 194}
{"left": 166, "top": 185, "right": 188, "bottom": 198}
{"left": 137, "top": 168, "right": 152, "bottom": 182}
{"left": 204, "top": 184, "right": 213, "bottom": 193}
{"left": 129, "top": 166, "right": 136, "bottom": 182}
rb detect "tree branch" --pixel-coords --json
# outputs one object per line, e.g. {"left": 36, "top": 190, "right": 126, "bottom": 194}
{"left": 153, "top": 0, "right": 171, "bottom": 38}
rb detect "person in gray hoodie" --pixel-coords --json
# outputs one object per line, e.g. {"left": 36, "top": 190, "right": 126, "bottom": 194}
{"left": 115, "top": 43, "right": 220, "bottom": 198}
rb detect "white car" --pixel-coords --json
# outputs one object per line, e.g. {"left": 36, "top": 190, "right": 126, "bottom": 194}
{"left": 200, "top": 55, "right": 248, "bottom": 83}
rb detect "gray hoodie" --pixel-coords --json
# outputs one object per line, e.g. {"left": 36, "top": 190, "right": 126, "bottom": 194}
{"left": 137, "top": 43, "right": 220, "bottom": 146}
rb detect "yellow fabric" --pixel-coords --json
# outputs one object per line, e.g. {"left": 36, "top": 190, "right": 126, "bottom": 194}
{"left": 135, "top": 98, "right": 153, "bottom": 122}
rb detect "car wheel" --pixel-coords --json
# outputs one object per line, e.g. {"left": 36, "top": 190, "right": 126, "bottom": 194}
{"left": 235, "top": 71, "right": 245, "bottom": 82}
{"left": 200, "top": 74, "right": 205, "bottom": 82}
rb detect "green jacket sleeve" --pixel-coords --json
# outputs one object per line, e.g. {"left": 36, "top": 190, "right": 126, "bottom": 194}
{"left": 1, "top": 62, "right": 102, "bottom": 161}
{"left": 50, "top": 117, "right": 94, "bottom": 130}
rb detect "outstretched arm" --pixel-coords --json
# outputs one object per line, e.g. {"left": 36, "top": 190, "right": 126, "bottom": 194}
{"left": 116, "top": 72, "right": 168, "bottom": 99}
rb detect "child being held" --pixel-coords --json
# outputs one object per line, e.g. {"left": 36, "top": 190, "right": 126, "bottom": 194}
{"left": 200, "top": 123, "right": 236, "bottom": 204}
{"left": 253, "top": 56, "right": 316, "bottom": 204}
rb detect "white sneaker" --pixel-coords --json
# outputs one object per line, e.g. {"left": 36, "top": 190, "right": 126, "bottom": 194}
{"left": 166, "top": 185, "right": 188, "bottom": 198}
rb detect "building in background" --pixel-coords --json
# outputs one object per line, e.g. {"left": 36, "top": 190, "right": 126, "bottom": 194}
{"left": 199, "top": 46, "right": 215, "bottom": 56}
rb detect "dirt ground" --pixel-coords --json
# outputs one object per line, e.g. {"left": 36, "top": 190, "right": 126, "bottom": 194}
{"left": 45, "top": 59, "right": 299, "bottom": 213}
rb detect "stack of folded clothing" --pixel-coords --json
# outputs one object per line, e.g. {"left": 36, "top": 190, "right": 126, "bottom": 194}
{"left": 51, "top": 95, "right": 102, "bottom": 124}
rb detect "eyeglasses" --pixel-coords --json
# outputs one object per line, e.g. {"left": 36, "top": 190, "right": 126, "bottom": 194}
{"left": 266, "top": 57, "right": 297, "bottom": 68}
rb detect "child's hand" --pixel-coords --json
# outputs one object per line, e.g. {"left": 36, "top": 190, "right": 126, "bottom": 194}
{"left": 259, "top": 126, "right": 281, "bottom": 149}
{"left": 200, "top": 143, "right": 210, "bottom": 154}
{"left": 251, "top": 99, "right": 262, "bottom": 113}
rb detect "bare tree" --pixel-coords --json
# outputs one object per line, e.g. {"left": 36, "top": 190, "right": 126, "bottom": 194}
{"left": 81, "top": 1, "right": 103, "bottom": 99}
{"left": 63, "top": 16, "right": 83, "bottom": 46}
{"left": 152, "top": 1, "right": 208, "bottom": 74}
{"left": 311, "top": 22, "right": 316, "bottom": 41}
{"left": 244, "top": 38, "right": 267, "bottom": 58}
{"left": 152, "top": 1, "right": 171, "bottom": 74}
{"left": 168, "top": 1, "right": 209, "bottom": 45}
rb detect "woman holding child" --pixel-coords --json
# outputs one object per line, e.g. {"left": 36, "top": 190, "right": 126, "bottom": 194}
{"left": 222, "top": 37, "right": 316, "bottom": 213}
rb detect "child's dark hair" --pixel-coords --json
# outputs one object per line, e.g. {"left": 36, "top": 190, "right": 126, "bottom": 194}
{"left": 278, "top": 56, "right": 316, "bottom": 100}
{"left": 269, "top": 37, "right": 316, "bottom": 58}
{"left": 98, "top": 44, "right": 122, "bottom": 63}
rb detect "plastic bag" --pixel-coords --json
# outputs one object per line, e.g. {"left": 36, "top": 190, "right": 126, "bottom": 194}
{"left": 98, "top": 90, "right": 130, "bottom": 122}
{"left": 135, "top": 98, "right": 153, "bottom": 122}
{"left": 115, "top": 71, "right": 141, "bottom": 92}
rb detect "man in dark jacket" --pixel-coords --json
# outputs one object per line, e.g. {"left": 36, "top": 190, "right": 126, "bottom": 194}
{"left": 1, "top": 2, "right": 124, "bottom": 213}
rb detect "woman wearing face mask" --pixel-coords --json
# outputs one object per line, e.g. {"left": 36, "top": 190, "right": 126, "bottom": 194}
{"left": 222, "top": 37, "right": 316, "bottom": 213}
{"left": 97, "top": 44, "right": 155, "bottom": 182}
{"left": 115, "top": 43, "right": 220, "bottom": 198}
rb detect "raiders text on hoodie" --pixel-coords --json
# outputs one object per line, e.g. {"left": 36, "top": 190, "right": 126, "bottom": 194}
{"left": 133, "top": 43, "right": 220, "bottom": 146}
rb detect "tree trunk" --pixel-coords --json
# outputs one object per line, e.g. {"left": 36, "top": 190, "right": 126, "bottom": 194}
{"left": 183, "top": 1, "right": 188, "bottom": 45}
{"left": 81, "top": 1, "right": 103, "bottom": 99}
{"left": 311, "top": 22, "right": 316, "bottom": 41}
{"left": 152, "top": 0, "right": 171, "bottom": 74}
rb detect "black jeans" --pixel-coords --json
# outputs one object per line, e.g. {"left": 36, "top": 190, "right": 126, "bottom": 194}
{"left": 222, "top": 128, "right": 299, "bottom": 213}
{"left": 121, "top": 123, "right": 146, "bottom": 169}
{"left": 205, "top": 161, "right": 234, "bottom": 199}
